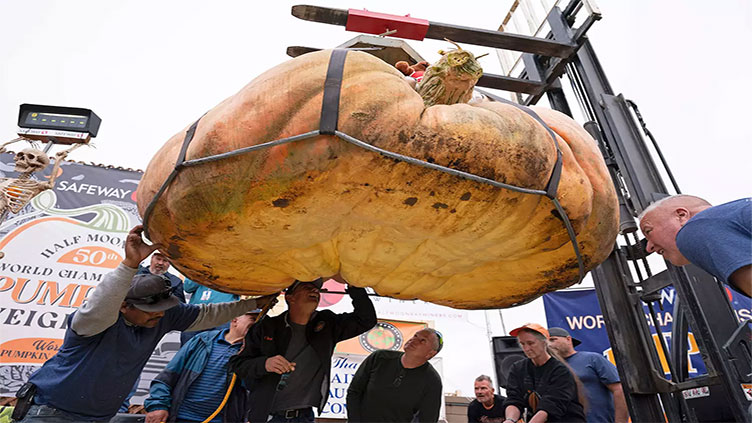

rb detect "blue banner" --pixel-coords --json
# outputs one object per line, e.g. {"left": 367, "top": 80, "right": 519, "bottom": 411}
{"left": 543, "top": 287, "right": 751, "bottom": 378}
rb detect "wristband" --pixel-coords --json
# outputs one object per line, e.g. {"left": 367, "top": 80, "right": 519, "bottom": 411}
{"left": 504, "top": 419, "right": 516, "bottom": 423}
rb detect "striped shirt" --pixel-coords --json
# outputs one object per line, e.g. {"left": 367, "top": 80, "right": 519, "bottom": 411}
{"left": 177, "top": 332, "right": 240, "bottom": 422}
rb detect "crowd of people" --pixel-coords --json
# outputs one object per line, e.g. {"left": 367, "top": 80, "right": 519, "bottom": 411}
{"left": 8, "top": 194, "right": 750, "bottom": 422}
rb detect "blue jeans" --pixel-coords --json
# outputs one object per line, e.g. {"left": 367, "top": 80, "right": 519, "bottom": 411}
{"left": 267, "top": 408, "right": 315, "bottom": 423}
{"left": 14, "top": 404, "right": 81, "bottom": 422}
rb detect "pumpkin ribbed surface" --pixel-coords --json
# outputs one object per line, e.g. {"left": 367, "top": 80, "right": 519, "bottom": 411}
{"left": 137, "top": 50, "right": 618, "bottom": 309}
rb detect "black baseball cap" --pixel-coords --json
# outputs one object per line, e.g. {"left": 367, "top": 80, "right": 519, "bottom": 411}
{"left": 125, "top": 273, "right": 180, "bottom": 312}
{"left": 548, "top": 327, "right": 582, "bottom": 347}
{"left": 286, "top": 278, "right": 324, "bottom": 293}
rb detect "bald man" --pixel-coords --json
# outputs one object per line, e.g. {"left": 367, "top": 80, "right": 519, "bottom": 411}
{"left": 639, "top": 195, "right": 751, "bottom": 296}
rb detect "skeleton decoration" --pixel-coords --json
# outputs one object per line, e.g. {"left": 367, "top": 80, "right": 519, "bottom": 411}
{"left": 0, "top": 139, "right": 83, "bottom": 258}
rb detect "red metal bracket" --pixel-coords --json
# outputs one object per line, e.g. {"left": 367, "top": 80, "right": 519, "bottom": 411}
{"left": 345, "top": 9, "right": 429, "bottom": 41}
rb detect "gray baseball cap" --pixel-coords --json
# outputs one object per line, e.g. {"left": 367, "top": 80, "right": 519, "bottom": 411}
{"left": 548, "top": 327, "right": 582, "bottom": 347}
{"left": 125, "top": 273, "right": 180, "bottom": 312}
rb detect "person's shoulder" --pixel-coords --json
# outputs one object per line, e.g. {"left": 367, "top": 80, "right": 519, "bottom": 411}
{"left": 510, "top": 357, "right": 528, "bottom": 370}
{"left": 164, "top": 271, "right": 182, "bottom": 283}
{"left": 260, "top": 313, "right": 285, "bottom": 327}
{"left": 690, "top": 198, "right": 750, "bottom": 222}
{"left": 574, "top": 351, "right": 608, "bottom": 365}
{"left": 425, "top": 360, "right": 442, "bottom": 380}
{"left": 196, "top": 328, "right": 223, "bottom": 341}
{"left": 576, "top": 350, "right": 601, "bottom": 359}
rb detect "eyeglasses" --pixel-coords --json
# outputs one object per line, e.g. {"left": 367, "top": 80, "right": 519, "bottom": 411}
{"left": 392, "top": 368, "right": 406, "bottom": 387}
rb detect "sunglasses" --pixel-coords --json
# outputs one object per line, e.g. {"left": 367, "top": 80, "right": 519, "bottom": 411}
{"left": 434, "top": 330, "right": 444, "bottom": 352}
{"left": 127, "top": 278, "right": 175, "bottom": 305}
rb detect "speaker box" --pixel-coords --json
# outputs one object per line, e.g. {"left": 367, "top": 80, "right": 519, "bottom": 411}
{"left": 492, "top": 336, "right": 526, "bottom": 389}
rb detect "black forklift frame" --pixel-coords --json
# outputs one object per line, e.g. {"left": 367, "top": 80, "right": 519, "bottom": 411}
{"left": 292, "top": 2, "right": 751, "bottom": 420}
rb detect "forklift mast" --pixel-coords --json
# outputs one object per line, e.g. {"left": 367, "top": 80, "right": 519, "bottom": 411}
{"left": 291, "top": 1, "right": 751, "bottom": 420}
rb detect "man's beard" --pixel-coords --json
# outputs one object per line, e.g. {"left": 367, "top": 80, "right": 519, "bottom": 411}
{"left": 152, "top": 267, "right": 168, "bottom": 275}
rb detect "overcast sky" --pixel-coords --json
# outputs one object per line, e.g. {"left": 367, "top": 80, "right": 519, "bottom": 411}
{"left": 2, "top": 0, "right": 749, "bottom": 205}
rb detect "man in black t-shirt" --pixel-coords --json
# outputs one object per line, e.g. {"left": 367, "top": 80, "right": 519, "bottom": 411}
{"left": 468, "top": 374, "right": 506, "bottom": 422}
{"left": 347, "top": 328, "right": 444, "bottom": 422}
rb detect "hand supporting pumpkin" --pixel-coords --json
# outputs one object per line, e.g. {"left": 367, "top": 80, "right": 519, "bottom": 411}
{"left": 329, "top": 272, "right": 348, "bottom": 286}
{"left": 122, "top": 225, "right": 161, "bottom": 268}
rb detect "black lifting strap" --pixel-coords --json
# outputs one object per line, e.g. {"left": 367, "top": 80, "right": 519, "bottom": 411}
{"left": 142, "top": 115, "right": 204, "bottom": 239}
{"left": 175, "top": 118, "right": 202, "bottom": 169}
{"left": 319, "top": 49, "right": 348, "bottom": 135}
{"left": 476, "top": 89, "right": 563, "bottom": 199}
{"left": 476, "top": 88, "right": 584, "bottom": 283}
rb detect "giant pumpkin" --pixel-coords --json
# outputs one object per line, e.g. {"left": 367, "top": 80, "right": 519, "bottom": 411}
{"left": 137, "top": 48, "right": 618, "bottom": 309}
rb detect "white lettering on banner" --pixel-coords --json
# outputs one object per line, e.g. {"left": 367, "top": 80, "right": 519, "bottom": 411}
{"left": 566, "top": 314, "right": 605, "bottom": 330}
{"left": 644, "top": 312, "right": 674, "bottom": 327}
{"left": 56, "top": 181, "right": 132, "bottom": 199}
{"left": 660, "top": 289, "right": 676, "bottom": 305}
{"left": 735, "top": 308, "right": 751, "bottom": 321}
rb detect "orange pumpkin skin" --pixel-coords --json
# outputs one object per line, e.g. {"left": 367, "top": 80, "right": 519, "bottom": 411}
{"left": 137, "top": 50, "right": 618, "bottom": 309}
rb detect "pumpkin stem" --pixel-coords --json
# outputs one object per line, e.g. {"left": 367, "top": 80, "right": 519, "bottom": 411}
{"left": 444, "top": 38, "right": 463, "bottom": 50}
{"left": 416, "top": 42, "right": 484, "bottom": 107}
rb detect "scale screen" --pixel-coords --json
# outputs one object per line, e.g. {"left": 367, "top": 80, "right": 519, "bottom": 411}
{"left": 23, "top": 112, "right": 89, "bottom": 131}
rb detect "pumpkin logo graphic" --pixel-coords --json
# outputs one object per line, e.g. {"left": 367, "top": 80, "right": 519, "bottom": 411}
{"left": 359, "top": 322, "right": 402, "bottom": 352}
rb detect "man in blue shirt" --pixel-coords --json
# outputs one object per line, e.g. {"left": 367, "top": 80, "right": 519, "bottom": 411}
{"left": 639, "top": 195, "right": 751, "bottom": 296}
{"left": 14, "top": 225, "right": 273, "bottom": 422}
{"left": 144, "top": 309, "right": 263, "bottom": 423}
{"left": 548, "top": 327, "right": 628, "bottom": 423}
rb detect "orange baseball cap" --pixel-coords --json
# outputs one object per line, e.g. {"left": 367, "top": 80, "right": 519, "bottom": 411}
{"left": 509, "top": 323, "right": 549, "bottom": 338}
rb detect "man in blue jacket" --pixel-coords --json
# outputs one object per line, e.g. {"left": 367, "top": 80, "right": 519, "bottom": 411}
{"left": 14, "top": 226, "right": 273, "bottom": 422}
{"left": 144, "top": 309, "right": 263, "bottom": 423}
{"left": 229, "top": 276, "right": 377, "bottom": 423}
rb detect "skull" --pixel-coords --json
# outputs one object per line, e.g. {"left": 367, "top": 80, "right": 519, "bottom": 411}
{"left": 14, "top": 148, "right": 50, "bottom": 174}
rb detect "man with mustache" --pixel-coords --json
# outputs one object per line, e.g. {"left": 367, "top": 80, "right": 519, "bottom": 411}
{"left": 139, "top": 250, "right": 186, "bottom": 303}
{"left": 230, "top": 276, "right": 377, "bottom": 423}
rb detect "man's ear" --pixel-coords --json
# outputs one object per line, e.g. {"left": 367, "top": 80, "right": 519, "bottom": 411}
{"left": 674, "top": 207, "right": 692, "bottom": 225}
{"left": 120, "top": 302, "right": 129, "bottom": 313}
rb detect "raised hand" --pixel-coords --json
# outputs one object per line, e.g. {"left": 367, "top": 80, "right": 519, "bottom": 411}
{"left": 122, "top": 225, "right": 161, "bottom": 268}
